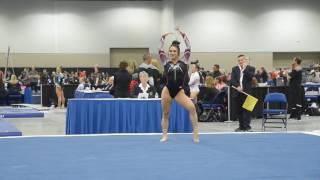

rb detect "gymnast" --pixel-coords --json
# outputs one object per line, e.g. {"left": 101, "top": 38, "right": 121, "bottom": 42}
{"left": 158, "top": 27, "right": 199, "bottom": 143}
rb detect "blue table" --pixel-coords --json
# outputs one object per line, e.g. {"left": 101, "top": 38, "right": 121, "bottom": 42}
{"left": 66, "top": 99, "right": 192, "bottom": 134}
{"left": 74, "top": 90, "right": 113, "bottom": 98}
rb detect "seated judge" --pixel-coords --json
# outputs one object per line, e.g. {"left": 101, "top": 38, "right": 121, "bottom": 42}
{"left": 133, "top": 71, "right": 156, "bottom": 98}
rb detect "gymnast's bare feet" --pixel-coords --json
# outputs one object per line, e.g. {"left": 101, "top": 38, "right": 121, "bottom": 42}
{"left": 160, "top": 133, "right": 168, "bottom": 142}
{"left": 193, "top": 129, "right": 200, "bottom": 144}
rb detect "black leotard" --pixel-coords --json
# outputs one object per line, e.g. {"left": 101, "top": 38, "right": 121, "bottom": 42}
{"left": 159, "top": 34, "right": 191, "bottom": 98}
{"left": 163, "top": 60, "right": 189, "bottom": 98}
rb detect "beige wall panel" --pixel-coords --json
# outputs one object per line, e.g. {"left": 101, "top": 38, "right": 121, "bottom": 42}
{"left": 191, "top": 52, "right": 273, "bottom": 73}
{"left": 273, "top": 52, "right": 320, "bottom": 69}
{"left": 0, "top": 53, "right": 109, "bottom": 68}
{"left": 110, "top": 48, "right": 149, "bottom": 68}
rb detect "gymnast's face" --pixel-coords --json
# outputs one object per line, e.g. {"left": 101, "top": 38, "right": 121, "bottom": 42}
{"left": 169, "top": 46, "right": 179, "bottom": 61}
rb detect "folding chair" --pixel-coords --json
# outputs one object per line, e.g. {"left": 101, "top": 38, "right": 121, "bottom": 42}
{"left": 262, "top": 93, "right": 288, "bottom": 131}
{"left": 199, "top": 89, "right": 227, "bottom": 122}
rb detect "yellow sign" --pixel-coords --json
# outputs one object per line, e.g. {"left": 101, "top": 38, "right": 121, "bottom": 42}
{"left": 242, "top": 95, "right": 258, "bottom": 112}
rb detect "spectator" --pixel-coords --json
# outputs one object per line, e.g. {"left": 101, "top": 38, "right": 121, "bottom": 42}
{"left": 260, "top": 67, "right": 268, "bottom": 83}
{"left": 40, "top": 69, "right": 51, "bottom": 84}
{"left": 288, "top": 57, "right": 303, "bottom": 120}
{"left": 0, "top": 72, "right": 8, "bottom": 99}
{"left": 114, "top": 61, "right": 131, "bottom": 98}
{"left": 76, "top": 77, "right": 86, "bottom": 91}
{"left": 138, "top": 54, "right": 160, "bottom": 88}
{"left": 90, "top": 64, "right": 102, "bottom": 87}
{"left": 133, "top": 71, "right": 156, "bottom": 98}
{"left": 197, "top": 76, "right": 219, "bottom": 116}
{"left": 54, "top": 66, "right": 65, "bottom": 108}
{"left": 151, "top": 58, "right": 162, "bottom": 96}
{"left": 19, "top": 68, "right": 30, "bottom": 86}
{"left": 7, "top": 74, "right": 21, "bottom": 95}
{"left": 189, "top": 63, "right": 201, "bottom": 103}
{"left": 215, "top": 75, "right": 227, "bottom": 91}
{"left": 29, "top": 65, "right": 40, "bottom": 93}
{"left": 104, "top": 76, "right": 114, "bottom": 94}
{"left": 209, "top": 64, "right": 222, "bottom": 79}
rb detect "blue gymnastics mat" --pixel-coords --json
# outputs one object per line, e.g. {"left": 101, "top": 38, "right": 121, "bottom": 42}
{"left": 0, "top": 122, "right": 22, "bottom": 137}
{"left": 0, "top": 133, "right": 319, "bottom": 180}
{"left": 0, "top": 107, "right": 44, "bottom": 118}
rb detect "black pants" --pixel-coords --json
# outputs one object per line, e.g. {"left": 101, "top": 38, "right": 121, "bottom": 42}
{"left": 288, "top": 85, "right": 304, "bottom": 119}
{"left": 233, "top": 94, "right": 252, "bottom": 130}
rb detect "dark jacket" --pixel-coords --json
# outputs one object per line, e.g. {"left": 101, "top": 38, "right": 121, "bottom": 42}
{"left": 132, "top": 83, "right": 156, "bottom": 98}
{"left": 209, "top": 70, "right": 222, "bottom": 79}
{"left": 261, "top": 71, "right": 268, "bottom": 83}
{"left": 198, "top": 86, "right": 219, "bottom": 103}
{"left": 0, "top": 82, "right": 8, "bottom": 98}
{"left": 7, "top": 82, "right": 21, "bottom": 95}
{"left": 288, "top": 67, "right": 304, "bottom": 110}
{"left": 288, "top": 68, "right": 302, "bottom": 87}
{"left": 230, "top": 65, "right": 256, "bottom": 97}
{"left": 113, "top": 69, "right": 132, "bottom": 98}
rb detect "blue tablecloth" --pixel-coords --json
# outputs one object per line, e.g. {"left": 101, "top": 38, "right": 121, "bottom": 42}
{"left": 74, "top": 90, "right": 113, "bottom": 98}
{"left": 23, "top": 87, "right": 32, "bottom": 104}
{"left": 66, "top": 99, "right": 192, "bottom": 134}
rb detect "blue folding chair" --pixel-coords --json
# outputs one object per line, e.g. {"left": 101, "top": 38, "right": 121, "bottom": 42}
{"left": 262, "top": 93, "right": 288, "bottom": 131}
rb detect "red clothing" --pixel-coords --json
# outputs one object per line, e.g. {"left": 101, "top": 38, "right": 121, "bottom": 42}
{"left": 271, "top": 71, "right": 278, "bottom": 80}
{"left": 129, "top": 80, "right": 138, "bottom": 95}
{"left": 79, "top": 71, "right": 86, "bottom": 78}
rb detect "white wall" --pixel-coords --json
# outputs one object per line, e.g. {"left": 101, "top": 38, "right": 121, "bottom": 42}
{"left": 174, "top": 0, "right": 320, "bottom": 52}
{"left": 0, "top": 0, "right": 320, "bottom": 68}
{"left": 0, "top": 0, "right": 56, "bottom": 53}
{"left": 0, "top": 0, "right": 162, "bottom": 54}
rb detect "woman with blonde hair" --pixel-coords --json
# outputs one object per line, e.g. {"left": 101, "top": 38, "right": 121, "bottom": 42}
{"left": 127, "top": 61, "right": 137, "bottom": 75}
{"left": 7, "top": 74, "right": 21, "bottom": 95}
{"left": 54, "top": 66, "right": 65, "bottom": 108}
{"left": 197, "top": 76, "right": 219, "bottom": 117}
{"left": 151, "top": 58, "right": 163, "bottom": 74}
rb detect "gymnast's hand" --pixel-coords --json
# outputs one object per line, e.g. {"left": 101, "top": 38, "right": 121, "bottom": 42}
{"left": 162, "top": 32, "right": 173, "bottom": 39}
{"left": 175, "top": 26, "right": 185, "bottom": 37}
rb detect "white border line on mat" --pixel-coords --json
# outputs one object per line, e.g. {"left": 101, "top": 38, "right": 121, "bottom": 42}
{"left": 1, "top": 131, "right": 320, "bottom": 139}
{"left": 302, "top": 131, "right": 320, "bottom": 136}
